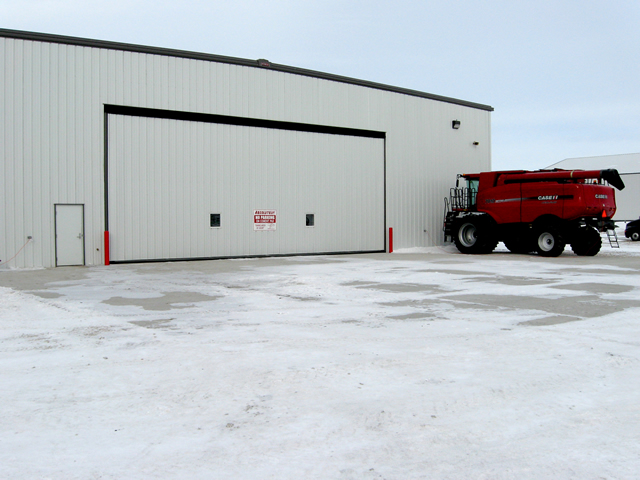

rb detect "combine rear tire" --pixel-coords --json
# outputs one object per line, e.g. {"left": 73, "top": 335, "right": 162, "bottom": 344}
{"left": 533, "top": 224, "right": 565, "bottom": 257}
{"left": 571, "top": 226, "right": 602, "bottom": 256}
{"left": 454, "top": 217, "right": 497, "bottom": 254}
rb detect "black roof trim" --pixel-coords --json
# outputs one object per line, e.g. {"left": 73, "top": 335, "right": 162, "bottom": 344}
{"left": 0, "top": 28, "right": 494, "bottom": 112}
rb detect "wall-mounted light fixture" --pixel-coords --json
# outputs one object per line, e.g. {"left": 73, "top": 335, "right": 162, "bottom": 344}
{"left": 452, "top": 120, "right": 461, "bottom": 129}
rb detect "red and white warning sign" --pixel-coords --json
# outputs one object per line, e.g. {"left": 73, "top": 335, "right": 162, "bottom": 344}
{"left": 254, "top": 210, "right": 277, "bottom": 231}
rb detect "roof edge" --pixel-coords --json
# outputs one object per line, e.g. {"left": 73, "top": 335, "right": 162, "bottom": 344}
{"left": 0, "top": 28, "right": 494, "bottom": 112}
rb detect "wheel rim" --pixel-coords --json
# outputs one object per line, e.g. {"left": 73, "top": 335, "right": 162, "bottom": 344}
{"left": 458, "top": 223, "right": 477, "bottom": 247}
{"left": 632, "top": 232, "right": 640, "bottom": 241}
{"left": 538, "top": 232, "right": 555, "bottom": 251}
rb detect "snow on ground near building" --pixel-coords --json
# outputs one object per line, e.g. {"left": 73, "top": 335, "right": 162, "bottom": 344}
{"left": 2, "top": 238, "right": 640, "bottom": 479}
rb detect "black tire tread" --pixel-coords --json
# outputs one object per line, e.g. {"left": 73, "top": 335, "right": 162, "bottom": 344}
{"left": 571, "top": 226, "right": 602, "bottom": 256}
{"left": 453, "top": 216, "right": 496, "bottom": 255}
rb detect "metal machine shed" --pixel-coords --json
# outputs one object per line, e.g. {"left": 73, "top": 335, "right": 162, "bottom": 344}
{"left": 547, "top": 153, "right": 640, "bottom": 222}
{"left": 1, "top": 29, "right": 493, "bottom": 268}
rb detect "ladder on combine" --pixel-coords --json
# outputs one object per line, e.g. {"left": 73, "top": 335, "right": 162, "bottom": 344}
{"left": 605, "top": 228, "right": 620, "bottom": 248}
{"left": 443, "top": 187, "right": 477, "bottom": 242}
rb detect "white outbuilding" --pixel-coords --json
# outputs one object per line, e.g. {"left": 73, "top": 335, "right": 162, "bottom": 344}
{"left": 1, "top": 29, "right": 493, "bottom": 268}
{"left": 547, "top": 153, "right": 640, "bottom": 222}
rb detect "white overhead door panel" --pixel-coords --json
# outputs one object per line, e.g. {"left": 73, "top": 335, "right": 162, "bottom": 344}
{"left": 107, "top": 114, "right": 384, "bottom": 262}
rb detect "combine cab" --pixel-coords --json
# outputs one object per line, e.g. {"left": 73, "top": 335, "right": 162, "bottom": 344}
{"left": 443, "top": 169, "right": 625, "bottom": 257}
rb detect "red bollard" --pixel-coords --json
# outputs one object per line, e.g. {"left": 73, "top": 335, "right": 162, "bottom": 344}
{"left": 104, "top": 231, "right": 110, "bottom": 266}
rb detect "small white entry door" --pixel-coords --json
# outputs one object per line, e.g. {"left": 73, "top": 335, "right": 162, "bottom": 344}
{"left": 55, "top": 204, "right": 85, "bottom": 266}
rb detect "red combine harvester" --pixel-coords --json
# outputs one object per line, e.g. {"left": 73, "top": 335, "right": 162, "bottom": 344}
{"left": 443, "top": 169, "right": 625, "bottom": 257}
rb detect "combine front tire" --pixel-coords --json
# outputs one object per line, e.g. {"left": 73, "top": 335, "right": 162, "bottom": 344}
{"left": 571, "top": 226, "right": 602, "bottom": 256}
{"left": 454, "top": 217, "right": 497, "bottom": 254}
{"left": 534, "top": 224, "right": 565, "bottom": 257}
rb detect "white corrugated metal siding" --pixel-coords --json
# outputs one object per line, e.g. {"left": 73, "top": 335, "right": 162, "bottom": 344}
{"left": 1, "top": 32, "right": 491, "bottom": 268}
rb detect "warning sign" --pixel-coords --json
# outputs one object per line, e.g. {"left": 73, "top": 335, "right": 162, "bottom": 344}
{"left": 254, "top": 210, "right": 277, "bottom": 231}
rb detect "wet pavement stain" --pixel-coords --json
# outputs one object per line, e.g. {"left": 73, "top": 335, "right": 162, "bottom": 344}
{"left": 388, "top": 312, "right": 435, "bottom": 320}
{"left": 519, "top": 315, "right": 582, "bottom": 326}
{"left": 549, "top": 283, "right": 635, "bottom": 294}
{"left": 442, "top": 294, "right": 640, "bottom": 319}
{"left": 129, "top": 318, "right": 176, "bottom": 329}
{"left": 103, "top": 292, "right": 219, "bottom": 311}
{"left": 346, "top": 282, "right": 443, "bottom": 294}
{"left": 465, "top": 276, "right": 553, "bottom": 286}
{"left": 26, "top": 291, "right": 63, "bottom": 299}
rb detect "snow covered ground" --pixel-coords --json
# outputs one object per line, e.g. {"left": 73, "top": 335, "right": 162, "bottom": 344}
{"left": 2, "top": 236, "right": 640, "bottom": 479}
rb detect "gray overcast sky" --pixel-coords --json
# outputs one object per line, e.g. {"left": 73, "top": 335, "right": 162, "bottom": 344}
{"left": 2, "top": 0, "right": 639, "bottom": 171}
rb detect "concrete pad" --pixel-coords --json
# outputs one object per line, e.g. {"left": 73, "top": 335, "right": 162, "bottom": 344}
{"left": 2, "top": 249, "right": 640, "bottom": 478}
